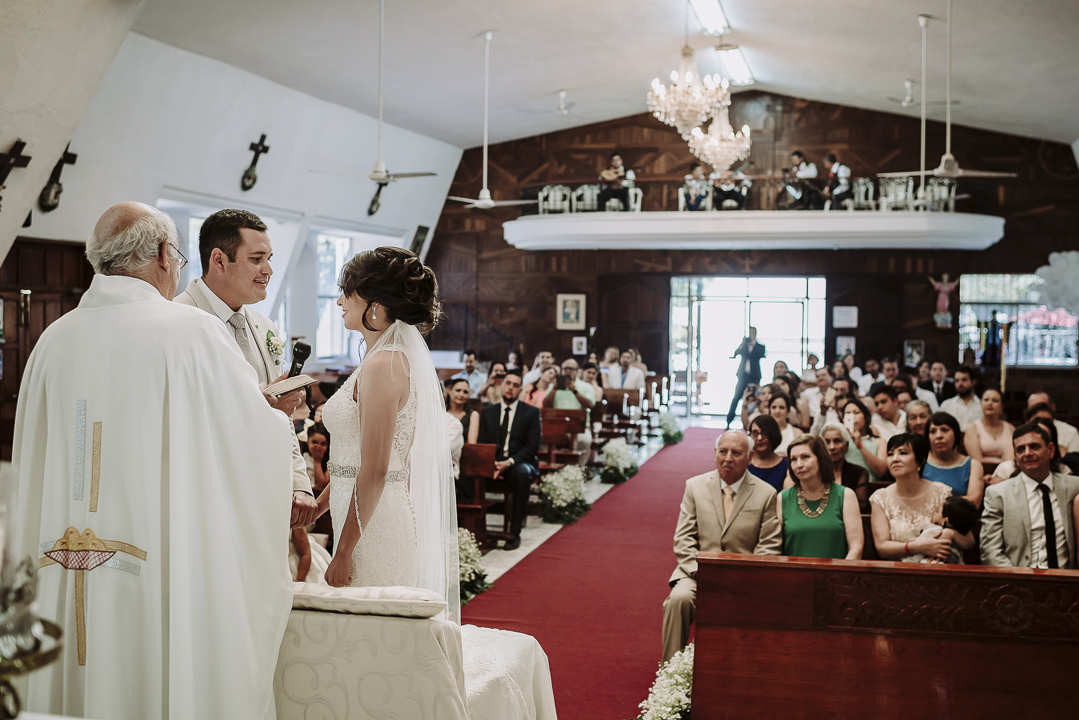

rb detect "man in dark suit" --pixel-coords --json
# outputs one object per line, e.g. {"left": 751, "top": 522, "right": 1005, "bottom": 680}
{"left": 477, "top": 371, "right": 541, "bottom": 550}
{"left": 726, "top": 327, "right": 766, "bottom": 427}
{"left": 918, "top": 360, "right": 956, "bottom": 405}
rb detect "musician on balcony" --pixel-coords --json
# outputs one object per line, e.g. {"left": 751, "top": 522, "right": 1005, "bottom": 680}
{"left": 711, "top": 168, "right": 751, "bottom": 210}
{"left": 683, "top": 163, "right": 710, "bottom": 211}
{"left": 822, "top": 152, "right": 853, "bottom": 210}
{"left": 777, "top": 150, "right": 822, "bottom": 210}
{"left": 597, "top": 152, "right": 636, "bottom": 211}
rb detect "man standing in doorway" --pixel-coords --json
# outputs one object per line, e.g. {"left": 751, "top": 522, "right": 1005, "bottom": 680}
{"left": 727, "top": 327, "right": 765, "bottom": 428}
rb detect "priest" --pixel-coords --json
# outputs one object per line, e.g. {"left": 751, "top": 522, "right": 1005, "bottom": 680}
{"left": 13, "top": 202, "right": 294, "bottom": 720}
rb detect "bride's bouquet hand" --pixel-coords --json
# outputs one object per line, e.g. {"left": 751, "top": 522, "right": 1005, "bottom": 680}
{"left": 325, "top": 554, "right": 351, "bottom": 587}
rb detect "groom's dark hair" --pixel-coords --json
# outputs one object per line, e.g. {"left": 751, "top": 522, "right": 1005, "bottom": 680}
{"left": 199, "top": 209, "right": 267, "bottom": 276}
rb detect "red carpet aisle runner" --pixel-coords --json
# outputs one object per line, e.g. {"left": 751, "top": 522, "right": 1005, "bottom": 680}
{"left": 463, "top": 427, "right": 722, "bottom": 720}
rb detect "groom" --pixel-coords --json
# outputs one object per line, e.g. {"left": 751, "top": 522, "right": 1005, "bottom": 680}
{"left": 175, "top": 208, "right": 317, "bottom": 527}
{"left": 477, "top": 372, "right": 541, "bottom": 550}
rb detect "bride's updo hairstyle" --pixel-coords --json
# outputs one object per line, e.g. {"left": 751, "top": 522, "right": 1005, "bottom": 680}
{"left": 338, "top": 246, "right": 442, "bottom": 333}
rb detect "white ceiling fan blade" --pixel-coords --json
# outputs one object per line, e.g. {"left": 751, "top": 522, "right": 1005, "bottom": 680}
{"left": 949, "top": 168, "right": 1018, "bottom": 178}
{"left": 447, "top": 196, "right": 479, "bottom": 203}
{"left": 388, "top": 172, "right": 437, "bottom": 179}
{"left": 491, "top": 199, "right": 539, "bottom": 206}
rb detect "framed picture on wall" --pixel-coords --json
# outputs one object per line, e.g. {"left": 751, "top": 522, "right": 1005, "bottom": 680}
{"left": 904, "top": 340, "right": 925, "bottom": 369}
{"left": 556, "top": 293, "right": 586, "bottom": 330}
{"left": 572, "top": 336, "right": 588, "bottom": 355}
{"left": 836, "top": 336, "right": 856, "bottom": 358}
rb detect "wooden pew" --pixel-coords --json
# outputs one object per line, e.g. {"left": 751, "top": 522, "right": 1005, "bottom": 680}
{"left": 541, "top": 407, "right": 589, "bottom": 466}
{"left": 693, "top": 553, "right": 1079, "bottom": 719}
{"left": 456, "top": 443, "right": 510, "bottom": 547}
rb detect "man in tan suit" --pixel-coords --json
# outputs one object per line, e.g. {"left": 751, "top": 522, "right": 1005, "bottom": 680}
{"left": 981, "top": 421, "right": 1079, "bottom": 568}
{"left": 175, "top": 208, "right": 317, "bottom": 528}
{"left": 661, "top": 431, "right": 782, "bottom": 662}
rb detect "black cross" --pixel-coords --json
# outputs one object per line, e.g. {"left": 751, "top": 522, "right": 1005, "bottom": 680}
{"left": 241, "top": 134, "right": 270, "bottom": 191}
{"left": 248, "top": 134, "right": 270, "bottom": 167}
{"left": 0, "top": 139, "right": 32, "bottom": 214}
{"left": 0, "top": 140, "right": 32, "bottom": 187}
{"left": 48, "top": 144, "right": 78, "bottom": 185}
{"left": 38, "top": 143, "right": 78, "bottom": 213}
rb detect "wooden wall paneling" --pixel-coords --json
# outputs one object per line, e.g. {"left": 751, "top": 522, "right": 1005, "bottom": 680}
{"left": 825, "top": 275, "right": 902, "bottom": 366}
{"left": 0, "top": 239, "right": 94, "bottom": 459}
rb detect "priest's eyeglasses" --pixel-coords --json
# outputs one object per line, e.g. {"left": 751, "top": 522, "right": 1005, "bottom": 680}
{"left": 167, "top": 242, "right": 188, "bottom": 270}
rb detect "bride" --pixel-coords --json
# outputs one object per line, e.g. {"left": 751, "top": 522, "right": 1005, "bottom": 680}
{"left": 317, "top": 247, "right": 459, "bottom": 619}
{"left": 312, "top": 247, "right": 556, "bottom": 719}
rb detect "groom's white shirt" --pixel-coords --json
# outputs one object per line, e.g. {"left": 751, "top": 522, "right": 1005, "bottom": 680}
{"left": 176, "top": 278, "right": 313, "bottom": 495}
{"left": 14, "top": 274, "right": 293, "bottom": 720}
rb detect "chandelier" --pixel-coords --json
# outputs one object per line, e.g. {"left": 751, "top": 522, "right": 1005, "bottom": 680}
{"left": 647, "top": 45, "right": 727, "bottom": 139}
{"left": 688, "top": 104, "right": 751, "bottom": 173}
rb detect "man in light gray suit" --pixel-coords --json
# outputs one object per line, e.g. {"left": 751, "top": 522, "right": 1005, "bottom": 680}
{"left": 661, "top": 431, "right": 782, "bottom": 662}
{"left": 981, "top": 421, "right": 1079, "bottom": 569}
{"left": 175, "top": 209, "right": 318, "bottom": 528}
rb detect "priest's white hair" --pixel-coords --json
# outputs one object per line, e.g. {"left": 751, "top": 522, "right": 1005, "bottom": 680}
{"left": 716, "top": 430, "right": 752, "bottom": 452}
{"left": 86, "top": 212, "right": 178, "bottom": 276}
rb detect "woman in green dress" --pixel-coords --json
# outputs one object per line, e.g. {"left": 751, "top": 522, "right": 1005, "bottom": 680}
{"left": 777, "top": 434, "right": 864, "bottom": 559}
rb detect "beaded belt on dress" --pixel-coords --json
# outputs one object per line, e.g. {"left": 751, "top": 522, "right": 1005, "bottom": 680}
{"left": 328, "top": 463, "right": 409, "bottom": 484}
{"left": 328, "top": 462, "right": 359, "bottom": 478}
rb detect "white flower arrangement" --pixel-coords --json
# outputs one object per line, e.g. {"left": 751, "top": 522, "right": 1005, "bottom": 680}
{"left": 659, "top": 412, "right": 684, "bottom": 445}
{"left": 537, "top": 465, "right": 591, "bottom": 524}
{"left": 601, "top": 437, "right": 639, "bottom": 484}
{"left": 458, "top": 528, "right": 490, "bottom": 604}
{"left": 266, "top": 330, "right": 286, "bottom": 357}
{"left": 638, "top": 643, "right": 693, "bottom": 720}
{"left": 1036, "top": 251, "right": 1079, "bottom": 316}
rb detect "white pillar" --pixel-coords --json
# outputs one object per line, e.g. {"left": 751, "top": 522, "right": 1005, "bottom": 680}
{"left": 0, "top": 0, "right": 144, "bottom": 260}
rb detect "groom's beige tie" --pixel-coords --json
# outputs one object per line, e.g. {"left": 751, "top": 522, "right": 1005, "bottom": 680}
{"left": 722, "top": 486, "right": 735, "bottom": 524}
{"left": 228, "top": 312, "right": 267, "bottom": 383}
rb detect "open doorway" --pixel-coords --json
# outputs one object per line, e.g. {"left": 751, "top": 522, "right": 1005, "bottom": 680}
{"left": 670, "top": 276, "right": 826, "bottom": 421}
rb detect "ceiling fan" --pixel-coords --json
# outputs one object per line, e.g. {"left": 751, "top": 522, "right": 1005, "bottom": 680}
{"left": 308, "top": 0, "right": 436, "bottom": 215}
{"left": 447, "top": 31, "right": 539, "bottom": 211}
{"left": 879, "top": 0, "right": 1016, "bottom": 182}
{"left": 885, "top": 79, "right": 958, "bottom": 108}
{"left": 518, "top": 89, "right": 578, "bottom": 116}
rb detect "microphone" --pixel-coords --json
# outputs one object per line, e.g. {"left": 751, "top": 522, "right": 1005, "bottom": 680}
{"left": 288, "top": 341, "right": 311, "bottom": 378}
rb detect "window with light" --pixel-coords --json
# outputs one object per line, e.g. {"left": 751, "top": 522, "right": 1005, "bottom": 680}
{"left": 958, "top": 274, "right": 1078, "bottom": 367}
{"left": 316, "top": 234, "right": 353, "bottom": 359}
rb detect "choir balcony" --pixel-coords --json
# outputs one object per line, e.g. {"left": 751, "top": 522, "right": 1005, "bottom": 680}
{"left": 501, "top": 176, "right": 1004, "bottom": 252}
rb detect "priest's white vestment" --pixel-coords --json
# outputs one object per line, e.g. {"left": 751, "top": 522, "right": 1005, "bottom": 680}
{"left": 13, "top": 274, "right": 293, "bottom": 720}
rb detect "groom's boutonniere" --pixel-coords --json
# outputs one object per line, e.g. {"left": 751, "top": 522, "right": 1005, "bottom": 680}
{"left": 266, "top": 330, "right": 286, "bottom": 357}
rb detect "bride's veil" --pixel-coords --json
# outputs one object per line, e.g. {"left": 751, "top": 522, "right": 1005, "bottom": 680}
{"left": 369, "top": 320, "right": 461, "bottom": 622}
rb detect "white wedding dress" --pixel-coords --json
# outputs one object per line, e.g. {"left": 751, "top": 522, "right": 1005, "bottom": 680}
{"left": 320, "top": 322, "right": 556, "bottom": 719}
{"left": 322, "top": 347, "right": 419, "bottom": 588}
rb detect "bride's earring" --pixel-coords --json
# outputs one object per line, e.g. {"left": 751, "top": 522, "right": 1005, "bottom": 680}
{"left": 372, "top": 305, "right": 377, "bottom": 321}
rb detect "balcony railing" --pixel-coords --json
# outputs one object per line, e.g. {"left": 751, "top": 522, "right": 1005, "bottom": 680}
{"left": 521, "top": 175, "right": 958, "bottom": 215}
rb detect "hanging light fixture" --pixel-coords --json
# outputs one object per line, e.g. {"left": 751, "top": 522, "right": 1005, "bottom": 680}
{"left": 646, "top": 2, "right": 726, "bottom": 139}
{"left": 688, "top": 100, "right": 751, "bottom": 173}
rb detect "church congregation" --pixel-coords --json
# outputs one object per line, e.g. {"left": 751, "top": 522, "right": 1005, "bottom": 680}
{"left": 3, "top": 0, "right": 1079, "bottom": 718}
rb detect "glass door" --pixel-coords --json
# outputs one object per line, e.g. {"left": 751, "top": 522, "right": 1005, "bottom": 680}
{"left": 690, "top": 299, "right": 747, "bottom": 416}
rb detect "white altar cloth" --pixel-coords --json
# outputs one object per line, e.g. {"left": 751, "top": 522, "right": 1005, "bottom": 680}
{"left": 274, "top": 591, "right": 558, "bottom": 720}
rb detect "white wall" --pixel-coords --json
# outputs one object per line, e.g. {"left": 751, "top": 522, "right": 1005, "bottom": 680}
{"left": 0, "top": 0, "right": 143, "bottom": 256}
{"left": 25, "top": 34, "right": 461, "bottom": 246}
{"left": 21, "top": 33, "right": 462, "bottom": 365}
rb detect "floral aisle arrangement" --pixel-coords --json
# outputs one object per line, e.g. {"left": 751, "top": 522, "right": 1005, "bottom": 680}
{"left": 601, "top": 437, "right": 639, "bottom": 484}
{"left": 458, "top": 528, "right": 491, "bottom": 604}
{"left": 659, "top": 412, "right": 683, "bottom": 445}
{"left": 637, "top": 643, "right": 693, "bottom": 720}
{"left": 537, "top": 465, "right": 591, "bottom": 524}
